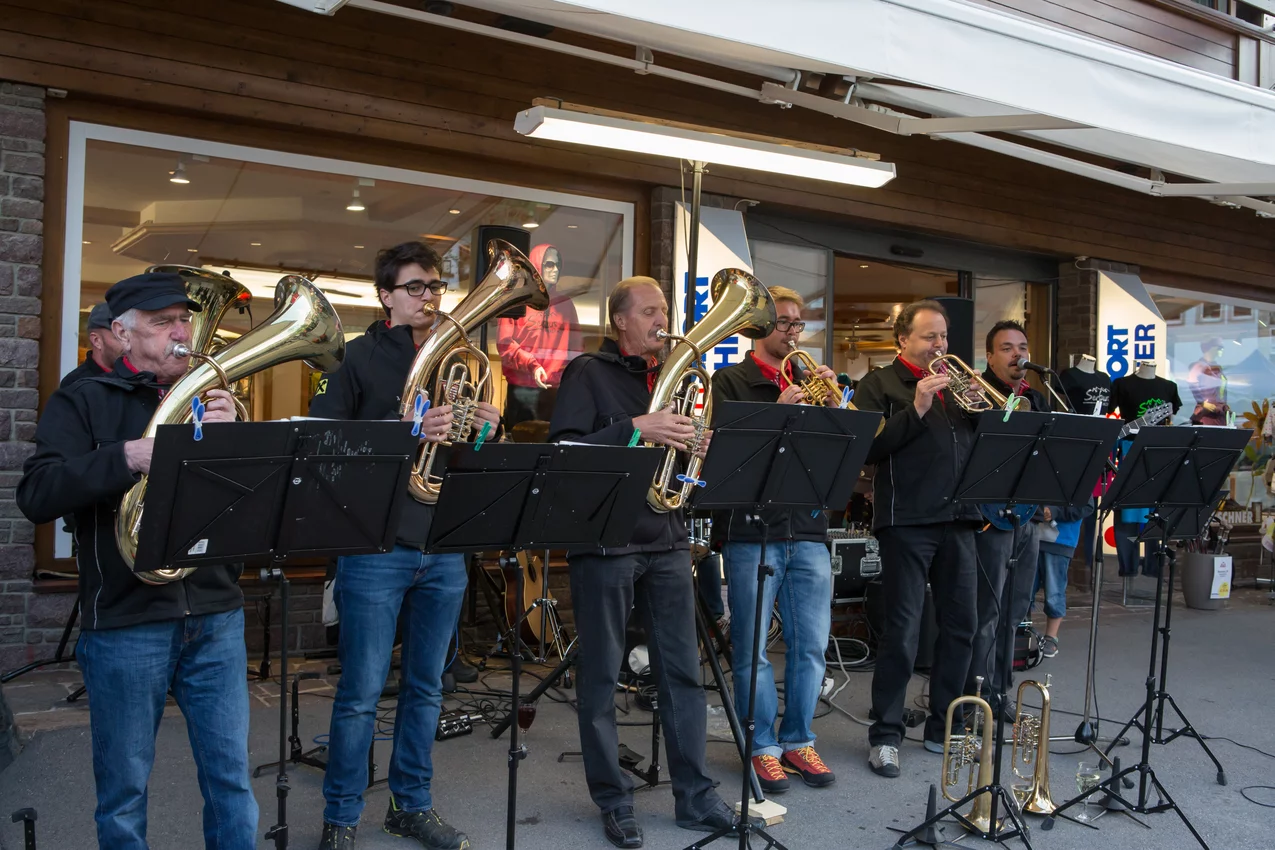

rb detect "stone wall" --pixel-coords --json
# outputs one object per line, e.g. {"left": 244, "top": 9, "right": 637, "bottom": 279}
{"left": 0, "top": 82, "right": 46, "bottom": 673}
{"left": 649, "top": 185, "right": 748, "bottom": 302}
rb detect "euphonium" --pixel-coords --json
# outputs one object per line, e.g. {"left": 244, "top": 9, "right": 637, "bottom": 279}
{"left": 646, "top": 268, "right": 776, "bottom": 513}
{"left": 1012, "top": 674, "right": 1056, "bottom": 814}
{"left": 116, "top": 274, "right": 346, "bottom": 584}
{"left": 928, "top": 353, "right": 1009, "bottom": 414}
{"left": 942, "top": 676, "right": 997, "bottom": 833}
{"left": 401, "top": 239, "right": 548, "bottom": 504}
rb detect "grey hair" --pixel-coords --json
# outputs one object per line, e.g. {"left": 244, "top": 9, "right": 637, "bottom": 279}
{"left": 112, "top": 308, "right": 140, "bottom": 332}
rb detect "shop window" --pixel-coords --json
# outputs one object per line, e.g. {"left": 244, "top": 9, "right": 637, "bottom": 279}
{"left": 749, "top": 239, "right": 829, "bottom": 366}
{"left": 973, "top": 277, "right": 1052, "bottom": 381}
{"left": 1149, "top": 286, "right": 1275, "bottom": 513}
{"left": 60, "top": 123, "right": 632, "bottom": 556}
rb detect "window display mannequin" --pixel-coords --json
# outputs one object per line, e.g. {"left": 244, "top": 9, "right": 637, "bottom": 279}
{"left": 1187, "top": 338, "right": 1229, "bottom": 426}
{"left": 1058, "top": 353, "right": 1111, "bottom": 415}
{"left": 496, "top": 244, "right": 582, "bottom": 427}
{"left": 1111, "top": 360, "right": 1181, "bottom": 422}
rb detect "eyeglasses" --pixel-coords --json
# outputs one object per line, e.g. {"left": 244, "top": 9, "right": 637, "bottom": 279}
{"left": 392, "top": 280, "right": 448, "bottom": 297}
{"left": 775, "top": 319, "right": 806, "bottom": 333}
{"left": 541, "top": 261, "right": 559, "bottom": 270}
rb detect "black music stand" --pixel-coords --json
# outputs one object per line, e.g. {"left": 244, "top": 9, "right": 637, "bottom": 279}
{"left": 891, "top": 410, "right": 1121, "bottom": 850}
{"left": 426, "top": 442, "right": 661, "bottom": 850}
{"left": 689, "top": 400, "right": 880, "bottom": 850}
{"left": 138, "top": 419, "right": 418, "bottom": 850}
{"left": 1043, "top": 426, "right": 1249, "bottom": 850}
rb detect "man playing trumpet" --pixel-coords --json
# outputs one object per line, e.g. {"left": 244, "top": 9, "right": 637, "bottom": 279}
{"left": 549, "top": 276, "right": 751, "bottom": 848}
{"left": 708, "top": 285, "right": 838, "bottom": 793}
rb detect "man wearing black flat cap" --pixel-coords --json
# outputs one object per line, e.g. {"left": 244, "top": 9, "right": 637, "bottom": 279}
{"left": 18, "top": 271, "right": 256, "bottom": 850}
{"left": 60, "top": 302, "right": 124, "bottom": 388}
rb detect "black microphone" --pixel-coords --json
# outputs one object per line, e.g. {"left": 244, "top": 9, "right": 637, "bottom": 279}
{"left": 1016, "top": 357, "right": 1053, "bottom": 374}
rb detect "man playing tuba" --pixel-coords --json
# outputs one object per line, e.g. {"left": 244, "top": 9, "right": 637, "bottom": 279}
{"left": 308, "top": 241, "right": 499, "bottom": 850}
{"left": 549, "top": 277, "right": 755, "bottom": 848}
{"left": 17, "top": 272, "right": 253, "bottom": 849}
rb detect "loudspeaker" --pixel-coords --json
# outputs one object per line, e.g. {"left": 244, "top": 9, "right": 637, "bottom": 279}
{"left": 932, "top": 296, "right": 974, "bottom": 365}
{"left": 473, "top": 225, "right": 533, "bottom": 320}
{"left": 864, "top": 580, "right": 939, "bottom": 670}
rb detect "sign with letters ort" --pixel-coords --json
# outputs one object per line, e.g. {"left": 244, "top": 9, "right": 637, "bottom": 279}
{"left": 1097, "top": 271, "right": 1167, "bottom": 380}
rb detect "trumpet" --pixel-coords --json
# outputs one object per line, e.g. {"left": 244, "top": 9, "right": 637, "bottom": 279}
{"left": 1011, "top": 674, "right": 1056, "bottom": 814}
{"left": 645, "top": 269, "right": 776, "bottom": 513}
{"left": 942, "top": 676, "right": 997, "bottom": 833}
{"left": 928, "top": 353, "right": 1008, "bottom": 414}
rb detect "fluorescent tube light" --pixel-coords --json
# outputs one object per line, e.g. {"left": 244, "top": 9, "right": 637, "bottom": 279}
{"left": 514, "top": 105, "right": 895, "bottom": 189}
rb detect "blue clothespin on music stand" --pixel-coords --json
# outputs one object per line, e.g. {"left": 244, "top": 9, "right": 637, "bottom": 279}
{"left": 191, "top": 397, "right": 206, "bottom": 442}
{"left": 676, "top": 473, "right": 706, "bottom": 488}
{"left": 411, "top": 392, "right": 430, "bottom": 437}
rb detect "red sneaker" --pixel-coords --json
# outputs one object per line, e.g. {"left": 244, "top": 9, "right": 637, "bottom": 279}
{"left": 750, "top": 754, "right": 790, "bottom": 794}
{"left": 781, "top": 746, "right": 836, "bottom": 787}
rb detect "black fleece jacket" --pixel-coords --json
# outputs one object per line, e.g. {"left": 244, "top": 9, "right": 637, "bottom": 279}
{"left": 708, "top": 353, "right": 829, "bottom": 544}
{"left": 548, "top": 338, "right": 688, "bottom": 556}
{"left": 308, "top": 319, "right": 438, "bottom": 548}
{"left": 59, "top": 353, "right": 109, "bottom": 389}
{"left": 853, "top": 358, "right": 982, "bottom": 531}
{"left": 17, "top": 361, "right": 243, "bottom": 631}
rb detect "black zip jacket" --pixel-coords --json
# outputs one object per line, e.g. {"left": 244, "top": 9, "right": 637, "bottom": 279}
{"left": 17, "top": 361, "right": 243, "bottom": 631}
{"left": 59, "top": 353, "right": 109, "bottom": 389}
{"left": 853, "top": 358, "right": 981, "bottom": 531}
{"left": 308, "top": 319, "right": 437, "bottom": 548}
{"left": 548, "top": 338, "right": 688, "bottom": 556}
{"left": 708, "top": 353, "right": 829, "bottom": 544}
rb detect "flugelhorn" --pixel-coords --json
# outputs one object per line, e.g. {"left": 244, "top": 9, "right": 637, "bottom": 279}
{"left": 781, "top": 343, "right": 846, "bottom": 407}
{"left": 1011, "top": 674, "right": 1056, "bottom": 814}
{"left": 928, "top": 353, "right": 1008, "bottom": 414}
{"left": 646, "top": 269, "right": 776, "bottom": 513}
{"left": 116, "top": 274, "right": 345, "bottom": 584}
{"left": 401, "top": 239, "right": 548, "bottom": 504}
{"left": 942, "top": 676, "right": 997, "bottom": 833}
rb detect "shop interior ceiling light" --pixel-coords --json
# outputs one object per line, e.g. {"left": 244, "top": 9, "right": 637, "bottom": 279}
{"left": 515, "top": 102, "right": 896, "bottom": 189}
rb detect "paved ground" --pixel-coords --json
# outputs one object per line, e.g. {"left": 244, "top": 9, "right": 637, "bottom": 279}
{"left": 1, "top": 584, "right": 1272, "bottom": 850}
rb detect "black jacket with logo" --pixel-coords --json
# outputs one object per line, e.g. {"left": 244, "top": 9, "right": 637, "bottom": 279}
{"left": 308, "top": 319, "right": 438, "bottom": 548}
{"left": 708, "top": 353, "right": 829, "bottom": 544}
{"left": 17, "top": 361, "right": 244, "bottom": 631}
{"left": 548, "top": 338, "right": 689, "bottom": 556}
{"left": 853, "top": 358, "right": 982, "bottom": 531}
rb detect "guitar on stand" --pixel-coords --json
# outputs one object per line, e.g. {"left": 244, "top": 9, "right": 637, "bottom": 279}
{"left": 488, "top": 549, "right": 569, "bottom": 664}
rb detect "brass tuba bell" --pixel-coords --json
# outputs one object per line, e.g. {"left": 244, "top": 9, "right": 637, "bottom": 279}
{"left": 116, "top": 274, "right": 345, "bottom": 584}
{"left": 400, "top": 239, "right": 548, "bottom": 504}
{"left": 645, "top": 268, "right": 776, "bottom": 513}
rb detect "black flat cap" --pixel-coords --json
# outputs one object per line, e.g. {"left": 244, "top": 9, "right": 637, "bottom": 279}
{"left": 86, "top": 303, "right": 113, "bottom": 331}
{"left": 105, "top": 271, "right": 202, "bottom": 318}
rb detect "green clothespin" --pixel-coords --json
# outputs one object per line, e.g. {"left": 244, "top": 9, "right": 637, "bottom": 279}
{"left": 628, "top": 428, "right": 642, "bottom": 447}
{"left": 1002, "top": 393, "right": 1025, "bottom": 422}
{"left": 1226, "top": 409, "right": 1236, "bottom": 428}
{"left": 473, "top": 421, "right": 493, "bottom": 451}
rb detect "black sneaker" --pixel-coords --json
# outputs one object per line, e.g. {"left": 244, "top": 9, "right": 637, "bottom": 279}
{"left": 677, "top": 801, "right": 764, "bottom": 832}
{"left": 318, "top": 823, "right": 357, "bottom": 850}
{"left": 602, "top": 805, "right": 643, "bottom": 848}
{"left": 446, "top": 656, "right": 479, "bottom": 684}
{"left": 383, "top": 800, "right": 470, "bottom": 850}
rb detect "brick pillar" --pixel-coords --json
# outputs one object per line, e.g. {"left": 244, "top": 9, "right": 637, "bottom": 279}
{"left": 0, "top": 82, "right": 46, "bottom": 672}
{"left": 1055, "top": 261, "right": 1098, "bottom": 370}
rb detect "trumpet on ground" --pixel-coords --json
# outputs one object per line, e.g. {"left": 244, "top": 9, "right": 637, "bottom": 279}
{"left": 942, "top": 676, "right": 997, "bottom": 834}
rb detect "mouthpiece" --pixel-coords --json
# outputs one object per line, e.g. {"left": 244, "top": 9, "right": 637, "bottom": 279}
{"left": 173, "top": 344, "right": 193, "bottom": 357}
{"left": 787, "top": 339, "right": 797, "bottom": 350}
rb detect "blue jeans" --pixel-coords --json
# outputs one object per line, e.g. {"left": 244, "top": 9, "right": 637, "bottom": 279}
{"left": 322, "top": 547, "right": 468, "bottom": 826}
{"left": 76, "top": 608, "right": 257, "bottom": 850}
{"left": 1033, "top": 551, "right": 1070, "bottom": 620}
{"left": 723, "top": 540, "right": 831, "bottom": 758}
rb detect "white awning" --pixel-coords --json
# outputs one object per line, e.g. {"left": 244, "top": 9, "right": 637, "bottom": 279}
{"left": 290, "top": 0, "right": 1275, "bottom": 215}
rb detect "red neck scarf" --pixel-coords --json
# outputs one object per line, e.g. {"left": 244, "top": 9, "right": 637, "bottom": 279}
{"left": 620, "top": 346, "right": 659, "bottom": 393}
{"left": 749, "top": 350, "right": 795, "bottom": 390}
{"left": 899, "top": 356, "right": 943, "bottom": 401}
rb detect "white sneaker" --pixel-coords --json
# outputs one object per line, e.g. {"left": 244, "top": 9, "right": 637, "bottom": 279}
{"left": 868, "top": 744, "right": 900, "bottom": 778}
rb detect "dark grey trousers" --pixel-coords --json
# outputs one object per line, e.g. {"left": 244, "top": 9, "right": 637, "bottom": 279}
{"left": 568, "top": 550, "right": 721, "bottom": 822}
{"left": 970, "top": 520, "right": 1041, "bottom": 703}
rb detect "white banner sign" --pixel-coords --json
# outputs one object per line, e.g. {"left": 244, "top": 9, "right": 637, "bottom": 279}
{"left": 672, "top": 203, "right": 753, "bottom": 376}
{"left": 1097, "top": 271, "right": 1167, "bottom": 381}
{"left": 1210, "top": 555, "right": 1233, "bottom": 599}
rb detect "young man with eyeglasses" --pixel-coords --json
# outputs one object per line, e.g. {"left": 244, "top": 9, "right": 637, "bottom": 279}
{"left": 308, "top": 241, "right": 499, "bottom": 850}
{"left": 708, "top": 286, "right": 838, "bottom": 793}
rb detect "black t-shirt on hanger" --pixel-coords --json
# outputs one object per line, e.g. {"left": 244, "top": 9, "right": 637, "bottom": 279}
{"left": 1112, "top": 374, "right": 1182, "bottom": 422}
{"left": 1059, "top": 367, "right": 1112, "bottom": 415}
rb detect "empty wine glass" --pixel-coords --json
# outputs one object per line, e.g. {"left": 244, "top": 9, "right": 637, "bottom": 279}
{"left": 1075, "top": 761, "right": 1101, "bottom": 822}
